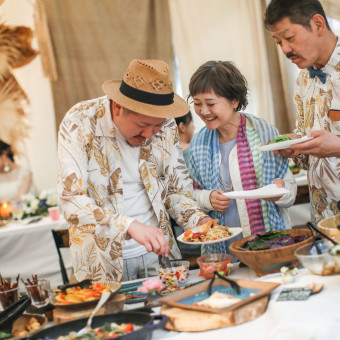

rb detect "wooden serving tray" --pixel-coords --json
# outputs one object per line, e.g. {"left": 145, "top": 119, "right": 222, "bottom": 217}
{"left": 159, "top": 278, "right": 280, "bottom": 332}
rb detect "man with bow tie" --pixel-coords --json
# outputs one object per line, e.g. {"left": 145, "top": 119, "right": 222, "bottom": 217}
{"left": 264, "top": 0, "right": 340, "bottom": 224}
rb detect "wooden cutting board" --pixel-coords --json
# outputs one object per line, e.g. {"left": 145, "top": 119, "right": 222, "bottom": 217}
{"left": 53, "top": 294, "right": 126, "bottom": 324}
{"left": 160, "top": 295, "right": 269, "bottom": 332}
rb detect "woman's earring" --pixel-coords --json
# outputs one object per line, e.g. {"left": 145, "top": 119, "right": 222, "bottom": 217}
{"left": 3, "top": 161, "right": 10, "bottom": 172}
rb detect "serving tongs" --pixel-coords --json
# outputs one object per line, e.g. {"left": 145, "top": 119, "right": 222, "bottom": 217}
{"left": 306, "top": 222, "right": 323, "bottom": 254}
{"left": 57, "top": 279, "right": 92, "bottom": 292}
{"left": 158, "top": 255, "right": 171, "bottom": 269}
{"left": 306, "top": 222, "right": 338, "bottom": 246}
{"left": 0, "top": 296, "right": 31, "bottom": 333}
{"left": 207, "top": 271, "right": 241, "bottom": 296}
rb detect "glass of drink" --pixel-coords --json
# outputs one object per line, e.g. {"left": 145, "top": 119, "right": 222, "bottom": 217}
{"left": 48, "top": 206, "right": 61, "bottom": 221}
{"left": 0, "top": 286, "right": 20, "bottom": 309}
{"left": 24, "top": 278, "right": 51, "bottom": 308}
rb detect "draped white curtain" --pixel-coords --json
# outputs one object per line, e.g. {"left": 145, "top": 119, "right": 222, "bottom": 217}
{"left": 321, "top": 0, "right": 340, "bottom": 21}
{"left": 169, "top": 0, "right": 276, "bottom": 131}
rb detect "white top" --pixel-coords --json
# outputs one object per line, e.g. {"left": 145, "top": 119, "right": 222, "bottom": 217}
{"left": 293, "top": 37, "right": 340, "bottom": 223}
{"left": 114, "top": 125, "right": 158, "bottom": 259}
{"left": 0, "top": 166, "right": 33, "bottom": 202}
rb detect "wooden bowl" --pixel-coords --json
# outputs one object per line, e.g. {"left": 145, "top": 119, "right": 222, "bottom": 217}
{"left": 317, "top": 214, "right": 340, "bottom": 239}
{"left": 229, "top": 229, "right": 312, "bottom": 277}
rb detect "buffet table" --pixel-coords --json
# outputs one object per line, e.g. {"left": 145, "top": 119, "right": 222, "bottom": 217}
{"left": 0, "top": 216, "right": 72, "bottom": 287}
{"left": 148, "top": 268, "right": 340, "bottom": 340}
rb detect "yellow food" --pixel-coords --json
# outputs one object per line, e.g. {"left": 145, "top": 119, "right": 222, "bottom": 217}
{"left": 54, "top": 283, "right": 111, "bottom": 305}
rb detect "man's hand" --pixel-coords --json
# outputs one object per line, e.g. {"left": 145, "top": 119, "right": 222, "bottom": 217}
{"left": 210, "top": 190, "right": 230, "bottom": 212}
{"left": 196, "top": 217, "right": 213, "bottom": 226}
{"left": 273, "top": 133, "right": 300, "bottom": 158}
{"left": 127, "top": 221, "right": 169, "bottom": 257}
{"left": 291, "top": 130, "right": 340, "bottom": 158}
{"left": 263, "top": 179, "right": 285, "bottom": 202}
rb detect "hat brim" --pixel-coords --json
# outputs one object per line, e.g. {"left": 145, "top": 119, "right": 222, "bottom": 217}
{"left": 102, "top": 80, "right": 189, "bottom": 118}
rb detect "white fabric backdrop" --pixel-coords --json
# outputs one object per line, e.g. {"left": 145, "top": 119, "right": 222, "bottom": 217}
{"left": 169, "top": 0, "right": 276, "bottom": 132}
{"left": 0, "top": 0, "right": 57, "bottom": 192}
{"left": 1, "top": 0, "right": 339, "bottom": 191}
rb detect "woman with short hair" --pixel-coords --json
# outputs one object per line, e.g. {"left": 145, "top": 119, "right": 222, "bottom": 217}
{"left": 188, "top": 60, "right": 297, "bottom": 256}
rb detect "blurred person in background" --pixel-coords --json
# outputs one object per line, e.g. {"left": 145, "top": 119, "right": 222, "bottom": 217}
{"left": 174, "top": 111, "right": 201, "bottom": 258}
{"left": 0, "top": 139, "right": 34, "bottom": 202}
{"left": 187, "top": 60, "right": 297, "bottom": 257}
{"left": 175, "top": 111, "right": 195, "bottom": 168}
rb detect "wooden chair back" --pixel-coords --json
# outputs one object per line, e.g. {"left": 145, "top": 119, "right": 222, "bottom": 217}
{"left": 51, "top": 229, "right": 70, "bottom": 284}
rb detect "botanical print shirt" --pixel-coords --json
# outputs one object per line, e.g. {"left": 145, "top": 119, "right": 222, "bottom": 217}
{"left": 294, "top": 37, "right": 340, "bottom": 223}
{"left": 57, "top": 96, "right": 207, "bottom": 282}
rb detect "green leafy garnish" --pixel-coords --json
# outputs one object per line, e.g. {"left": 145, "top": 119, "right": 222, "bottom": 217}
{"left": 241, "top": 231, "right": 307, "bottom": 251}
{"left": 268, "top": 135, "right": 292, "bottom": 145}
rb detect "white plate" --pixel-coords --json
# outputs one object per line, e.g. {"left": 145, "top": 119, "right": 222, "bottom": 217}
{"left": 258, "top": 136, "right": 314, "bottom": 152}
{"left": 222, "top": 184, "right": 289, "bottom": 199}
{"left": 177, "top": 227, "right": 242, "bottom": 245}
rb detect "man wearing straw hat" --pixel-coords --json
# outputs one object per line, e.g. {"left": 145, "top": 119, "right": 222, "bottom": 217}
{"left": 57, "top": 59, "right": 211, "bottom": 282}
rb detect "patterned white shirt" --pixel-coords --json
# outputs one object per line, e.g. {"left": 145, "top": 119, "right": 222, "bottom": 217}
{"left": 294, "top": 37, "right": 340, "bottom": 223}
{"left": 57, "top": 96, "right": 207, "bottom": 281}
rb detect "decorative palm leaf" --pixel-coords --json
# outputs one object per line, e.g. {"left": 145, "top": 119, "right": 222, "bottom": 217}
{"left": 0, "top": 24, "right": 38, "bottom": 74}
{"left": 0, "top": 22, "right": 37, "bottom": 154}
{"left": 0, "top": 74, "right": 29, "bottom": 154}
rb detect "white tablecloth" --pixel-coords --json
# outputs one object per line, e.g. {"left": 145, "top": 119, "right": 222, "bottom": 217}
{"left": 0, "top": 216, "right": 73, "bottom": 288}
{"left": 149, "top": 268, "right": 340, "bottom": 340}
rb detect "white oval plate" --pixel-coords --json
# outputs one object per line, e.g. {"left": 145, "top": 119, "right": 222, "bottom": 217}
{"left": 222, "top": 184, "right": 289, "bottom": 199}
{"left": 259, "top": 136, "right": 314, "bottom": 152}
{"left": 177, "top": 227, "right": 243, "bottom": 245}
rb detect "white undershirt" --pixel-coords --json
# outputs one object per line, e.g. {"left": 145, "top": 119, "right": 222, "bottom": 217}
{"left": 114, "top": 125, "right": 158, "bottom": 259}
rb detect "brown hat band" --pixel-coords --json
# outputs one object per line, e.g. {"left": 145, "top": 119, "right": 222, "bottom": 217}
{"left": 119, "top": 80, "right": 174, "bottom": 106}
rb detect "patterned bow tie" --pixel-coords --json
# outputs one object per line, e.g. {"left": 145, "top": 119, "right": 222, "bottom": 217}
{"left": 307, "top": 66, "right": 327, "bottom": 84}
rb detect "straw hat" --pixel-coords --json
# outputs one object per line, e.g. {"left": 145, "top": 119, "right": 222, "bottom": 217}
{"left": 102, "top": 59, "right": 189, "bottom": 118}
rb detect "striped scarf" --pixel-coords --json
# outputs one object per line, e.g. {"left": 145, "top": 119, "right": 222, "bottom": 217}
{"left": 237, "top": 113, "right": 265, "bottom": 234}
{"left": 188, "top": 113, "right": 288, "bottom": 255}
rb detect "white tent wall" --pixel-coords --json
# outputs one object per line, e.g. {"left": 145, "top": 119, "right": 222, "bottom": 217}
{"left": 169, "top": 0, "right": 276, "bottom": 132}
{"left": 1, "top": 1, "right": 339, "bottom": 192}
{"left": 0, "top": 0, "right": 58, "bottom": 193}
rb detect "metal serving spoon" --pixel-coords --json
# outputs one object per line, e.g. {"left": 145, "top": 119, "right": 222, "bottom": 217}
{"left": 77, "top": 291, "right": 111, "bottom": 335}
